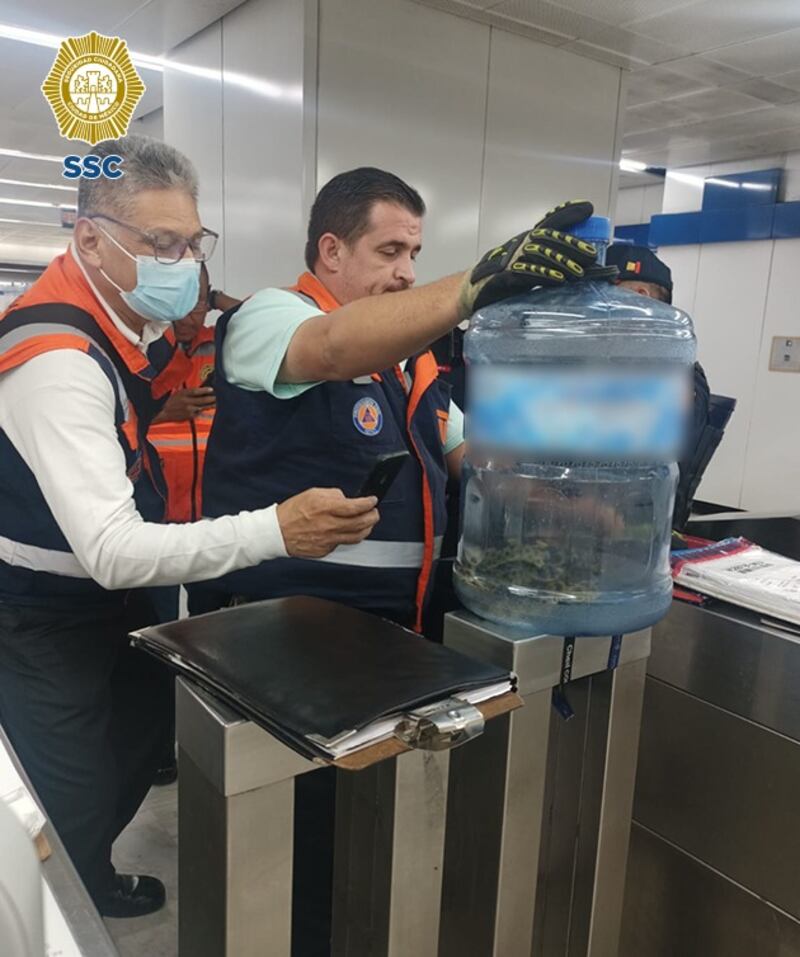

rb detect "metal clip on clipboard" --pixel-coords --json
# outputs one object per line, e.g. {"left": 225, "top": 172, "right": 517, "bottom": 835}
{"left": 394, "top": 697, "right": 485, "bottom": 751}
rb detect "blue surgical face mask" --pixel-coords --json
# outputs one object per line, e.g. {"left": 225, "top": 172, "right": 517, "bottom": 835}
{"left": 97, "top": 223, "right": 201, "bottom": 325}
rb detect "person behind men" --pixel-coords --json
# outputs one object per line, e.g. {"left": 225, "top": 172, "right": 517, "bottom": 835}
{"left": 0, "top": 135, "right": 382, "bottom": 919}
{"left": 148, "top": 263, "right": 241, "bottom": 524}
{"left": 199, "top": 171, "right": 602, "bottom": 634}
{"left": 605, "top": 242, "right": 733, "bottom": 529}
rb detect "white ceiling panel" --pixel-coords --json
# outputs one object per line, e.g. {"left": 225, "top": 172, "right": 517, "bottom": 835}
{"left": 668, "top": 87, "right": 769, "bottom": 120}
{"left": 413, "top": 0, "right": 569, "bottom": 44}
{"left": 625, "top": 65, "right": 708, "bottom": 107}
{"left": 709, "top": 28, "right": 800, "bottom": 77}
{"left": 577, "top": 24, "right": 691, "bottom": 64}
{"left": 0, "top": 0, "right": 243, "bottom": 56}
{"left": 657, "top": 55, "right": 754, "bottom": 86}
{"left": 770, "top": 70, "right": 800, "bottom": 94}
{"left": 487, "top": 0, "right": 606, "bottom": 40}
{"left": 729, "top": 77, "right": 800, "bottom": 105}
{"left": 559, "top": 38, "right": 649, "bottom": 70}
{"left": 0, "top": 0, "right": 150, "bottom": 42}
{"left": 624, "top": 99, "right": 698, "bottom": 134}
{"left": 628, "top": 0, "right": 800, "bottom": 53}
{"left": 477, "top": 6, "right": 569, "bottom": 44}
{"left": 516, "top": 0, "right": 701, "bottom": 28}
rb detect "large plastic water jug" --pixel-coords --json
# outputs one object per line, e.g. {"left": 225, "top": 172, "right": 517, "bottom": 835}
{"left": 454, "top": 218, "right": 696, "bottom": 635}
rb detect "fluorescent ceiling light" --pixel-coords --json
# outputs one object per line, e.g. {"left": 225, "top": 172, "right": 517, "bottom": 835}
{"left": 705, "top": 176, "right": 741, "bottom": 189}
{"left": 0, "top": 147, "right": 63, "bottom": 164}
{"left": 0, "top": 176, "right": 76, "bottom": 192}
{"left": 666, "top": 170, "right": 705, "bottom": 188}
{"left": 0, "top": 216, "right": 64, "bottom": 228}
{"left": 0, "top": 22, "right": 303, "bottom": 101}
{"left": 0, "top": 196, "right": 75, "bottom": 210}
{"left": 620, "top": 158, "right": 648, "bottom": 173}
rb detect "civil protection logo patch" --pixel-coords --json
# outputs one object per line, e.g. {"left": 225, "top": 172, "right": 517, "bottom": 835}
{"left": 41, "top": 32, "right": 145, "bottom": 145}
{"left": 353, "top": 397, "right": 383, "bottom": 436}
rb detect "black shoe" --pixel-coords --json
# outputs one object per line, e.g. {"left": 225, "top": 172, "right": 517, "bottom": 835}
{"left": 99, "top": 874, "right": 166, "bottom": 918}
{"left": 152, "top": 761, "right": 178, "bottom": 787}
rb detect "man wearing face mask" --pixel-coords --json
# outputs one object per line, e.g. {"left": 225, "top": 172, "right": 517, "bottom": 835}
{"left": 0, "top": 135, "right": 381, "bottom": 919}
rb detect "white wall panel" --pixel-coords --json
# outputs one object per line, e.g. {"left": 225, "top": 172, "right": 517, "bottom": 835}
{"left": 662, "top": 166, "right": 709, "bottom": 214}
{"left": 783, "top": 151, "right": 800, "bottom": 201}
{"left": 163, "top": 23, "right": 226, "bottom": 286}
{"left": 131, "top": 107, "right": 164, "bottom": 141}
{"left": 615, "top": 186, "right": 645, "bottom": 225}
{"left": 642, "top": 182, "right": 665, "bottom": 221}
{"left": 221, "top": 0, "right": 309, "bottom": 296}
{"left": 479, "top": 30, "right": 622, "bottom": 250}
{"left": 690, "top": 241, "right": 773, "bottom": 507}
{"left": 614, "top": 182, "right": 664, "bottom": 225}
{"left": 316, "top": 0, "right": 490, "bottom": 283}
{"left": 740, "top": 238, "right": 800, "bottom": 513}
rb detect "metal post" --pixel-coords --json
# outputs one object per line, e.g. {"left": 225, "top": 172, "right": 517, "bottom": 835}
{"left": 177, "top": 678, "right": 454, "bottom": 957}
{"left": 176, "top": 679, "right": 317, "bottom": 957}
{"left": 440, "top": 612, "right": 650, "bottom": 957}
{"left": 586, "top": 657, "right": 647, "bottom": 955}
{"left": 332, "top": 748, "right": 450, "bottom": 957}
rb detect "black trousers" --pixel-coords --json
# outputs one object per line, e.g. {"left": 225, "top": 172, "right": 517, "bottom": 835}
{"left": 0, "top": 593, "right": 171, "bottom": 903}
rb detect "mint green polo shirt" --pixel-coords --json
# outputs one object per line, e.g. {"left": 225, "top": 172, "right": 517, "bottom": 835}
{"left": 222, "top": 287, "right": 465, "bottom": 454}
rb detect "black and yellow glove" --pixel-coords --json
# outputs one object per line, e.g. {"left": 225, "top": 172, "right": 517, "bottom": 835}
{"left": 459, "top": 200, "right": 601, "bottom": 317}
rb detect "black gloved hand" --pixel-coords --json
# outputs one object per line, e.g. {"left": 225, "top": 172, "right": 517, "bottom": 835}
{"left": 459, "top": 200, "right": 600, "bottom": 317}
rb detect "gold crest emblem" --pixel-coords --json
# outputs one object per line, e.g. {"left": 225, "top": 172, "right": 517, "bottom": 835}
{"left": 41, "top": 32, "right": 145, "bottom": 146}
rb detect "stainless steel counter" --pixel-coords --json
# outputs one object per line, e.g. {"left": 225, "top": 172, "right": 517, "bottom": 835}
{"left": 620, "top": 598, "right": 800, "bottom": 957}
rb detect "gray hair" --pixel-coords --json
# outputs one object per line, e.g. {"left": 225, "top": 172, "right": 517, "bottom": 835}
{"left": 77, "top": 134, "right": 199, "bottom": 219}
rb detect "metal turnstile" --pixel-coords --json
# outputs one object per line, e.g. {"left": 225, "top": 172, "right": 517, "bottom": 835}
{"left": 176, "top": 617, "right": 650, "bottom": 957}
{"left": 176, "top": 679, "right": 452, "bottom": 957}
{"left": 441, "top": 612, "right": 650, "bottom": 957}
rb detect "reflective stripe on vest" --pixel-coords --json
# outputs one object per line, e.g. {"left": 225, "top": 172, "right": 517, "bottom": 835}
{"left": 317, "top": 536, "right": 444, "bottom": 569}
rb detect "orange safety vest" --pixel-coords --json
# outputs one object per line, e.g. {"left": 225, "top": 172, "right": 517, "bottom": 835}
{"left": 0, "top": 249, "right": 173, "bottom": 602}
{"left": 148, "top": 325, "right": 216, "bottom": 523}
{"left": 203, "top": 272, "right": 450, "bottom": 632}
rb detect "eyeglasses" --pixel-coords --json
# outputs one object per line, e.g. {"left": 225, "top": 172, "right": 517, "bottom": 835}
{"left": 88, "top": 213, "right": 218, "bottom": 264}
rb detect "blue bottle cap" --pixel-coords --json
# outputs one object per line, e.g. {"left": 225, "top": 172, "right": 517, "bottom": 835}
{"left": 569, "top": 215, "right": 611, "bottom": 245}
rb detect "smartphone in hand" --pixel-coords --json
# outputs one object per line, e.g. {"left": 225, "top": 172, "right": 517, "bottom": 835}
{"left": 359, "top": 451, "right": 411, "bottom": 503}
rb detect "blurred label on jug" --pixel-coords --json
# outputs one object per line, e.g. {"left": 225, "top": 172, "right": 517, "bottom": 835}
{"left": 468, "top": 366, "right": 688, "bottom": 458}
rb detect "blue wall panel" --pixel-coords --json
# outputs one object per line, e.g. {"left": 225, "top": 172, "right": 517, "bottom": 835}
{"left": 649, "top": 211, "right": 702, "bottom": 246}
{"left": 614, "top": 223, "right": 650, "bottom": 246}
{"left": 772, "top": 201, "right": 800, "bottom": 239}
{"left": 699, "top": 205, "right": 775, "bottom": 244}
{"left": 701, "top": 168, "right": 782, "bottom": 211}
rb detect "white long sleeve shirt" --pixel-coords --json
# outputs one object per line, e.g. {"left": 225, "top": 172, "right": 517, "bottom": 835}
{"left": 0, "top": 255, "right": 286, "bottom": 591}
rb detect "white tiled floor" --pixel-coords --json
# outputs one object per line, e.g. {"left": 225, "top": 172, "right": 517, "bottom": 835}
{"left": 105, "top": 782, "right": 178, "bottom": 957}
